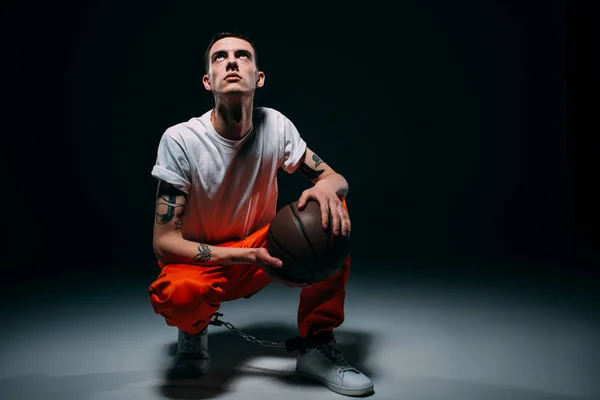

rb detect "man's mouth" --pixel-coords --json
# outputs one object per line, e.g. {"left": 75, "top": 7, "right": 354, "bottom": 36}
{"left": 225, "top": 74, "right": 241, "bottom": 80}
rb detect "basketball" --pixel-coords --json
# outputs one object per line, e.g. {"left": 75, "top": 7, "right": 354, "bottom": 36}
{"left": 266, "top": 200, "right": 350, "bottom": 284}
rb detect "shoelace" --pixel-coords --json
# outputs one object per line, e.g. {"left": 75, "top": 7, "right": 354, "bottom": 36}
{"left": 316, "top": 343, "right": 354, "bottom": 371}
{"left": 179, "top": 328, "right": 209, "bottom": 357}
{"left": 180, "top": 333, "right": 200, "bottom": 355}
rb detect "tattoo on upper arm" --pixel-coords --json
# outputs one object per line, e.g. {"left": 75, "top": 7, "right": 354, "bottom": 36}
{"left": 194, "top": 244, "right": 212, "bottom": 263}
{"left": 155, "top": 195, "right": 185, "bottom": 226}
{"left": 312, "top": 153, "right": 323, "bottom": 167}
{"left": 299, "top": 153, "right": 325, "bottom": 180}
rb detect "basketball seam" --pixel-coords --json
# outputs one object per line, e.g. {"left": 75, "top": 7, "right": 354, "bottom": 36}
{"left": 267, "top": 229, "right": 307, "bottom": 266}
{"left": 267, "top": 229, "right": 312, "bottom": 280}
{"left": 289, "top": 204, "right": 318, "bottom": 267}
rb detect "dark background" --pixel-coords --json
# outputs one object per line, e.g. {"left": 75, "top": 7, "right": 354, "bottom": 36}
{"left": 5, "top": 2, "right": 598, "bottom": 291}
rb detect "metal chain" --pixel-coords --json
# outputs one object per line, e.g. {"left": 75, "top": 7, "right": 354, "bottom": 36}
{"left": 208, "top": 312, "right": 286, "bottom": 348}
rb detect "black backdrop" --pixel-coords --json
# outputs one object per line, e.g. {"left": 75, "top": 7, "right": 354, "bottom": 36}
{"left": 6, "top": 1, "right": 598, "bottom": 288}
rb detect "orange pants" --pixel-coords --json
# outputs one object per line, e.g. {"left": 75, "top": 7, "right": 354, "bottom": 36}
{"left": 148, "top": 198, "right": 351, "bottom": 339}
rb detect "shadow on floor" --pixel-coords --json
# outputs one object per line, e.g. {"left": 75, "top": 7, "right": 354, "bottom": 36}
{"left": 158, "top": 321, "right": 376, "bottom": 399}
{"left": 0, "top": 367, "right": 593, "bottom": 400}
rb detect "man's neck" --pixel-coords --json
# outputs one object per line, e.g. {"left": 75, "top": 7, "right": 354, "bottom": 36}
{"left": 211, "top": 97, "right": 254, "bottom": 140}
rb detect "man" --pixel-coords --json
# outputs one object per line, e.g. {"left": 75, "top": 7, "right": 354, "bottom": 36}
{"left": 148, "top": 31, "right": 373, "bottom": 397}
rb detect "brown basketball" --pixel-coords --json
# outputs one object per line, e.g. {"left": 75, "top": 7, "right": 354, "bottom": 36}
{"left": 266, "top": 200, "right": 350, "bottom": 284}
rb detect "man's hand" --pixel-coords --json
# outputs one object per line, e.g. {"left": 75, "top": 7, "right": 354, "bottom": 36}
{"left": 254, "top": 248, "right": 311, "bottom": 288}
{"left": 250, "top": 247, "right": 283, "bottom": 269}
{"left": 297, "top": 184, "right": 350, "bottom": 237}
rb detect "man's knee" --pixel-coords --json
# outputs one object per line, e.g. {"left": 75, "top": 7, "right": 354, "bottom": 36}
{"left": 150, "top": 276, "right": 226, "bottom": 311}
{"left": 174, "top": 280, "right": 225, "bottom": 308}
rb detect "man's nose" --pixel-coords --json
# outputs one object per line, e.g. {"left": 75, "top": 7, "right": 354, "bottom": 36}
{"left": 226, "top": 61, "right": 239, "bottom": 71}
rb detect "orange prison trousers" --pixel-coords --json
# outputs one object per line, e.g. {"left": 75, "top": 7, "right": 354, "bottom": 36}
{"left": 148, "top": 197, "right": 351, "bottom": 338}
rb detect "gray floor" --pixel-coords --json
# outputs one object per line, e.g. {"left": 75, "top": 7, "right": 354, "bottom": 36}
{"left": 1, "top": 267, "right": 599, "bottom": 400}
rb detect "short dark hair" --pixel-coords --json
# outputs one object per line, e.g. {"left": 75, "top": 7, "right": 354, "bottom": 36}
{"left": 204, "top": 30, "right": 258, "bottom": 73}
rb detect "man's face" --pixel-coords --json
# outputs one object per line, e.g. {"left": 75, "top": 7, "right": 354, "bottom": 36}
{"left": 203, "top": 37, "right": 265, "bottom": 96}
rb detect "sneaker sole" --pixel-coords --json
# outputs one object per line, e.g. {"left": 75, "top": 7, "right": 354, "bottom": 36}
{"left": 166, "top": 360, "right": 211, "bottom": 383}
{"left": 296, "top": 369, "right": 374, "bottom": 397}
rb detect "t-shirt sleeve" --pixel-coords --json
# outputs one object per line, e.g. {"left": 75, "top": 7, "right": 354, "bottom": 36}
{"left": 151, "top": 130, "right": 192, "bottom": 194}
{"left": 280, "top": 114, "right": 307, "bottom": 174}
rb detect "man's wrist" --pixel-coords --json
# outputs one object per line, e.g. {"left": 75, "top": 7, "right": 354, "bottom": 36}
{"left": 230, "top": 248, "right": 256, "bottom": 264}
{"left": 315, "top": 174, "right": 349, "bottom": 197}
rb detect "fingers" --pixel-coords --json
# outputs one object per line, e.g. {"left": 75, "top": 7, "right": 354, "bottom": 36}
{"left": 260, "top": 248, "right": 283, "bottom": 268}
{"left": 321, "top": 198, "right": 330, "bottom": 230}
{"left": 299, "top": 192, "right": 350, "bottom": 236}
{"left": 340, "top": 201, "right": 351, "bottom": 236}
{"left": 271, "top": 257, "right": 283, "bottom": 268}
{"left": 328, "top": 198, "right": 351, "bottom": 236}
{"left": 329, "top": 198, "right": 340, "bottom": 235}
{"left": 297, "top": 192, "right": 309, "bottom": 210}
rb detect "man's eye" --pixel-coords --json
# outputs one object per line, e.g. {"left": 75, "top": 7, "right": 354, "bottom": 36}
{"left": 215, "top": 55, "right": 224, "bottom": 60}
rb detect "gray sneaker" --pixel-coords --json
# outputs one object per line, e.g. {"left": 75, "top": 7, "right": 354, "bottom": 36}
{"left": 170, "top": 326, "right": 210, "bottom": 379}
{"left": 296, "top": 341, "right": 374, "bottom": 396}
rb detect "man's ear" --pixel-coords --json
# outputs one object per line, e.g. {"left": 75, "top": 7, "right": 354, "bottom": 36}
{"left": 255, "top": 71, "right": 265, "bottom": 88}
{"left": 202, "top": 74, "right": 212, "bottom": 91}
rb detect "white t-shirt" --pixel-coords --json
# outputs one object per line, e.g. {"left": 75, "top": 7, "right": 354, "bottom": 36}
{"left": 151, "top": 107, "right": 307, "bottom": 244}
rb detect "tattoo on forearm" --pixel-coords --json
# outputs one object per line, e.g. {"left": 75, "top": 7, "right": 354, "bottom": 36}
{"left": 312, "top": 153, "right": 323, "bottom": 167}
{"left": 194, "top": 244, "right": 211, "bottom": 262}
{"left": 155, "top": 195, "right": 185, "bottom": 225}
{"left": 299, "top": 162, "right": 325, "bottom": 180}
{"left": 232, "top": 257, "right": 253, "bottom": 263}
